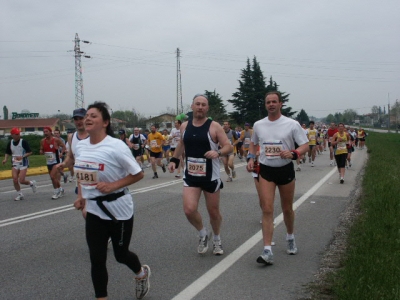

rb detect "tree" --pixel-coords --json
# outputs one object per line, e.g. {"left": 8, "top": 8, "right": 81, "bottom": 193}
{"left": 228, "top": 57, "right": 295, "bottom": 125}
{"left": 334, "top": 112, "right": 343, "bottom": 123}
{"left": 371, "top": 105, "right": 379, "bottom": 115}
{"left": 342, "top": 109, "right": 358, "bottom": 124}
{"left": 203, "top": 90, "right": 228, "bottom": 122}
{"left": 111, "top": 109, "right": 146, "bottom": 128}
{"left": 3, "top": 106, "right": 8, "bottom": 120}
{"left": 295, "top": 109, "right": 310, "bottom": 125}
{"left": 325, "top": 114, "right": 335, "bottom": 124}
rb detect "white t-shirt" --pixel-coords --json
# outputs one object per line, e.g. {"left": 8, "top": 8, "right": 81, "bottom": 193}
{"left": 170, "top": 127, "right": 181, "bottom": 148}
{"left": 251, "top": 115, "right": 308, "bottom": 167}
{"left": 74, "top": 135, "right": 142, "bottom": 220}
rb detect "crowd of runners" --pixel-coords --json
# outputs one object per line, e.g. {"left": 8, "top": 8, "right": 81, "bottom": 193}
{"left": 2, "top": 92, "right": 368, "bottom": 299}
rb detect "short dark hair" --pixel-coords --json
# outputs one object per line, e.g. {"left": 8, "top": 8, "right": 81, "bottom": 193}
{"left": 309, "top": 121, "right": 315, "bottom": 125}
{"left": 265, "top": 91, "right": 282, "bottom": 102}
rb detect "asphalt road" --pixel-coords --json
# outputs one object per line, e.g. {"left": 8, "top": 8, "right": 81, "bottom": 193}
{"left": 0, "top": 149, "right": 367, "bottom": 300}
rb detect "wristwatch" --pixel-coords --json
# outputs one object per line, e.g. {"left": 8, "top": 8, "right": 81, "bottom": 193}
{"left": 217, "top": 150, "right": 222, "bottom": 156}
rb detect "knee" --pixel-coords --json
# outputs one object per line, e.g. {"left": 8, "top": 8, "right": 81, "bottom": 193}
{"left": 260, "top": 202, "right": 274, "bottom": 215}
{"left": 282, "top": 206, "right": 294, "bottom": 216}
{"left": 208, "top": 207, "right": 221, "bottom": 221}
{"left": 12, "top": 178, "right": 19, "bottom": 185}
{"left": 183, "top": 204, "right": 197, "bottom": 218}
{"left": 114, "top": 252, "right": 128, "bottom": 264}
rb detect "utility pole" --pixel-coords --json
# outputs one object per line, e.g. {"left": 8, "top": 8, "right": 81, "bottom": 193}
{"left": 387, "top": 93, "right": 390, "bottom": 132}
{"left": 396, "top": 99, "right": 399, "bottom": 133}
{"left": 74, "top": 33, "right": 91, "bottom": 109}
{"left": 176, "top": 48, "right": 183, "bottom": 115}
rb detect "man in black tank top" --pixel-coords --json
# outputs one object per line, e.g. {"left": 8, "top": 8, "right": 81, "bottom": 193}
{"left": 168, "top": 94, "right": 233, "bottom": 256}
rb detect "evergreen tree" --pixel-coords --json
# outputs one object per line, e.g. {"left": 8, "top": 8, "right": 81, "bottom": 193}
{"left": 228, "top": 57, "right": 295, "bottom": 125}
{"left": 204, "top": 89, "right": 228, "bottom": 122}
{"left": 295, "top": 109, "right": 310, "bottom": 125}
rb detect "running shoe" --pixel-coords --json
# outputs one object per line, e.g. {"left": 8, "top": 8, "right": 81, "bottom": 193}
{"left": 135, "top": 265, "right": 151, "bottom": 299}
{"left": 161, "top": 164, "right": 166, "bottom": 173}
{"left": 309, "top": 157, "right": 311, "bottom": 163}
{"left": 232, "top": 170, "right": 236, "bottom": 178}
{"left": 213, "top": 240, "right": 224, "bottom": 256}
{"left": 198, "top": 235, "right": 209, "bottom": 254}
{"left": 30, "top": 180, "right": 37, "bottom": 193}
{"left": 59, "top": 188, "right": 65, "bottom": 197}
{"left": 287, "top": 239, "right": 298, "bottom": 255}
{"left": 340, "top": 178, "right": 344, "bottom": 184}
{"left": 296, "top": 166, "right": 301, "bottom": 171}
{"left": 330, "top": 161, "right": 334, "bottom": 166}
{"left": 63, "top": 173, "right": 68, "bottom": 183}
{"left": 256, "top": 249, "right": 274, "bottom": 265}
{"left": 175, "top": 174, "right": 181, "bottom": 178}
{"left": 226, "top": 177, "right": 232, "bottom": 182}
{"left": 51, "top": 190, "right": 60, "bottom": 200}
{"left": 349, "top": 162, "right": 352, "bottom": 168}
{"left": 311, "top": 162, "right": 314, "bottom": 167}
{"left": 14, "top": 194, "right": 24, "bottom": 201}
{"left": 152, "top": 174, "right": 158, "bottom": 179}
{"left": 68, "top": 175, "right": 75, "bottom": 182}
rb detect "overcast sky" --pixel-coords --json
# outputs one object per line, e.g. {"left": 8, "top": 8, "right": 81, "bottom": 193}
{"left": 1, "top": 0, "right": 399, "bottom": 120}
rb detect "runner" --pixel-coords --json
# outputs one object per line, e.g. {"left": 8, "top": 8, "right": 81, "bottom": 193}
{"left": 239, "top": 123, "right": 253, "bottom": 157}
{"left": 162, "top": 129, "right": 172, "bottom": 163}
{"left": 54, "top": 128, "right": 69, "bottom": 183}
{"left": 247, "top": 91, "right": 309, "bottom": 265}
{"left": 128, "top": 128, "right": 147, "bottom": 170}
{"left": 346, "top": 127, "right": 355, "bottom": 168}
{"left": 65, "top": 141, "right": 75, "bottom": 182}
{"left": 142, "top": 129, "right": 151, "bottom": 167}
{"left": 40, "top": 127, "right": 66, "bottom": 199}
{"left": 146, "top": 125, "right": 166, "bottom": 179}
{"left": 73, "top": 101, "right": 150, "bottom": 300}
{"left": 118, "top": 129, "right": 132, "bottom": 147}
{"left": 168, "top": 93, "right": 233, "bottom": 255}
{"left": 170, "top": 120, "right": 183, "bottom": 178}
{"left": 327, "top": 123, "right": 338, "bottom": 166}
{"left": 235, "top": 126, "right": 244, "bottom": 160}
{"left": 306, "top": 121, "right": 318, "bottom": 167}
{"left": 2, "top": 127, "right": 37, "bottom": 201}
{"left": 331, "top": 123, "right": 350, "bottom": 184}
{"left": 357, "top": 127, "right": 366, "bottom": 149}
{"left": 221, "top": 121, "right": 238, "bottom": 182}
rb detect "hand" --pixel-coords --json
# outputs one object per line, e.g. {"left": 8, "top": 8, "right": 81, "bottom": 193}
{"left": 55, "top": 162, "right": 65, "bottom": 172}
{"left": 246, "top": 160, "right": 254, "bottom": 172}
{"left": 95, "top": 182, "right": 116, "bottom": 194}
{"left": 168, "top": 161, "right": 176, "bottom": 173}
{"left": 279, "top": 150, "right": 293, "bottom": 159}
{"left": 204, "top": 150, "right": 219, "bottom": 159}
{"left": 2, "top": 159, "right": 6, "bottom": 165}
{"left": 74, "top": 197, "right": 86, "bottom": 210}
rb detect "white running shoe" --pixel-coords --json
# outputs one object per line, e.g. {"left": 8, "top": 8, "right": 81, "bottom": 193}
{"left": 30, "top": 180, "right": 37, "bottom": 193}
{"left": 226, "top": 177, "right": 232, "bottom": 182}
{"left": 257, "top": 249, "right": 274, "bottom": 265}
{"left": 14, "top": 194, "right": 24, "bottom": 201}
{"left": 213, "top": 240, "right": 224, "bottom": 255}
{"left": 311, "top": 162, "right": 314, "bottom": 167}
{"left": 198, "top": 235, "right": 209, "bottom": 254}
{"left": 296, "top": 166, "right": 301, "bottom": 171}
{"left": 135, "top": 265, "right": 151, "bottom": 299}
{"left": 232, "top": 170, "right": 236, "bottom": 178}
{"left": 287, "top": 239, "right": 298, "bottom": 255}
{"left": 51, "top": 189, "right": 62, "bottom": 200}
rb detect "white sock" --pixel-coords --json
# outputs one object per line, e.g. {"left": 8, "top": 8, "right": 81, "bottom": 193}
{"left": 135, "top": 267, "right": 146, "bottom": 278}
{"left": 264, "top": 246, "right": 272, "bottom": 253}
{"left": 199, "top": 227, "right": 207, "bottom": 237}
{"left": 213, "top": 234, "right": 220, "bottom": 241}
{"left": 286, "top": 233, "right": 295, "bottom": 240}
{"left": 30, "top": 181, "right": 33, "bottom": 185}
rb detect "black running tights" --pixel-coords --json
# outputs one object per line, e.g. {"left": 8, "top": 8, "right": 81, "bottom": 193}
{"left": 86, "top": 212, "right": 142, "bottom": 298}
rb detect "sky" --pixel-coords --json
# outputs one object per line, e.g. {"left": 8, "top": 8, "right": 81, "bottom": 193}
{"left": 1, "top": 0, "right": 399, "bottom": 120}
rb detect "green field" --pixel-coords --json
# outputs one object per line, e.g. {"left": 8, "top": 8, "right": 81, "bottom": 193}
{"left": 313, "top": 132, "right": 400, "bottom": 299}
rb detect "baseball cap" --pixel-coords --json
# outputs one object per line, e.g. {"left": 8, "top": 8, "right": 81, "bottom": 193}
{"left": 244, "top": 123, "right": 250, "bottom": 126}
{"left": 118, "top": 129, "right": 125, "bottom": 135}
{"left": 10, "top": 128, "right": 20, "bottom": 135}
{"left": 73, "top": 108, "right": 87, "bottom": 118}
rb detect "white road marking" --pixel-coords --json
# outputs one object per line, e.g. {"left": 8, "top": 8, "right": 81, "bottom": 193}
{"left": 171, "top": 167, "right": 337, "bottom": 300}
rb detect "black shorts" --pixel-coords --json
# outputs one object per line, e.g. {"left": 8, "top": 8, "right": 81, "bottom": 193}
{"left": 328, "top": 142, "right": 332, "bottom": 148}
{"left": 309, "top": 145, "right": 316, "bottom": 150}
{"left": 47, "top": 163, "right": 58, "bottom": 171}
{"left": 132, "top": 149, "right": 143, "bottom": 158}
{"left": 183, "top": 178, "right": 223, "bottom": 193}
{"left": 170, "top": 147, "right": 176, "bottom": 152}
{"left": 259, "top": 162, "right": 295, "bottom": 185}
{"left": 237, "top": 142, "right": 243, "bottom": 148}
{"left": 149, "top": 151, "right": 162, "bottom": 158}
{"left": 335, "top": 153, "right": 347, "bottom": 168}
{"left": 359, "top": 138, "right": 365, "bottom": 142}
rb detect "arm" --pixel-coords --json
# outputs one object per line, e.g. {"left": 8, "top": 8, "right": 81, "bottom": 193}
{"left": 57, "top": 134, "right": 74, "bottom": 170}
{"left": 204, "top": 122, "right": 233, "bottom": 159}
{"left": 2, "top": 142, "right": 12, "bottom": 165}
{"left": 96, "top": 171, "right": 144, "bottom": 195}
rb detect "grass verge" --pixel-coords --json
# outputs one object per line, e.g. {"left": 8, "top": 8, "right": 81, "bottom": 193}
{"left": 0, "top": 155, "right": 48, "bottom": 171}
{"left": 307, "top": 132, "right": 400, "bottom": 299}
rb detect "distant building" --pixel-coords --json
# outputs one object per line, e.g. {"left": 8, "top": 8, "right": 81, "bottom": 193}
{"left": 145, "top": 114, "right": 176, "bottom": 131}
{"left": 0, "top": 118, "right": 60, "bottom": 136}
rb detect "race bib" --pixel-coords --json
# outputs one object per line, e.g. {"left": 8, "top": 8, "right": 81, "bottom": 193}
{"left": 44, "top": 152, "right": 56, "bottom": 164}
{"left": 133, "top": 144, "right": 139, "bottom": 150}
{"left": 244, "top": 138, "right": 251, "bottom": 146}
{"left": 263, "top": 141, "right": 283, "bottom": 159}
{"left": 150, "top": 140, "right": 158, "bottom": 149}
{"left": 187, "top": 157, "right": 206, "bottom": 177}
{"left": 309, "top": 135, "right": 316, "bottom": 141}
{"left": 12, "top": 155, "right": 22, "bottom": 166}
{"left": 337, "top": 142, "right": 347, "bottom": 151}
{"left": 74, "top": 160, "right": 105, "bottom": 189}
